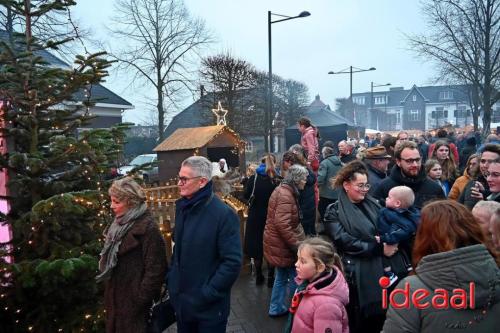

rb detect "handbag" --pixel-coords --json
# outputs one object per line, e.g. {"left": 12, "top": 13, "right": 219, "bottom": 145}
{"left": 147, "top": 285, "right": 176, "bottom": 333}
{"left": 247, "top": 173, "right": 258, "bottom": 207}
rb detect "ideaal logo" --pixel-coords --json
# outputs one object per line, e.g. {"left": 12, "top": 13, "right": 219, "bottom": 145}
{"left": 379, "top": 276, "right": 475, "bottom": 310}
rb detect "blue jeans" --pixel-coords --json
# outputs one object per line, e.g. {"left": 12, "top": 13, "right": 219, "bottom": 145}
{"left": 268, "top": 266, "right": 297, "bottom": 315}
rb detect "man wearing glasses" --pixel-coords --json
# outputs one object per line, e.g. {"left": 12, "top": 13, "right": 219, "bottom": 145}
{"left": 168, "top": 156, "right": 242, "bottom": 333}
{"left": 373, "top": 141, "right": 445, "bottom": 209}
{"left": 459, "top": 144, "right": 500, "bottom": 209}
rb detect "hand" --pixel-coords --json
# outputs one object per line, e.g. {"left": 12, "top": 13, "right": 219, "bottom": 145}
{"left": 383, "top": 243, "right": 398, "bottom": 257}
{"left": 471, "top": 182, "right": 484, "bottom": 200}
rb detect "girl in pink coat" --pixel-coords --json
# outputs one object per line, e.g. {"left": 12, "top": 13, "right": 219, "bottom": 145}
{"left": 284, "top": 237, "right": 349, "bottom": 333}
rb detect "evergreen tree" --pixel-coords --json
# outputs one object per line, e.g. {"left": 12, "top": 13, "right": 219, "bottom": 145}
{"left": 0, "top": 1, "right": 127, "bottom": 331}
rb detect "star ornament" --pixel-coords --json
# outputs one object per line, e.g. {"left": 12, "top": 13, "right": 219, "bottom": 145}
{"left": 212, "top": 101, "right": 228, "bottom": 125}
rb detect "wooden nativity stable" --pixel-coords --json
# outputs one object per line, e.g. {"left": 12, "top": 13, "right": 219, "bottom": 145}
{"left": 153, "top": 125, "right": 246, "bottom": 182}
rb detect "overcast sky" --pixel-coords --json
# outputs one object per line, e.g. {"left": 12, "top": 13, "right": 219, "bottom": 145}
{"left": 73, "top": 0, "right": 437, "bottom": 125}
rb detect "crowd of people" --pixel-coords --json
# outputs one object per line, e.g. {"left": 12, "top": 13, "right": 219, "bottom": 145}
{"left": 97, "top": 118, "right": 500, "bottom": 333}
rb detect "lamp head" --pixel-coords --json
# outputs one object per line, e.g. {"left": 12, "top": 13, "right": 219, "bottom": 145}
{"left": 328, "top": 71, "right": 334, "bottom": 74}
{"left": 298, "top": 11, "right": 311, "bottom": 18}
{"left": 369, "top": 67, "right": 376, "bottom": 71}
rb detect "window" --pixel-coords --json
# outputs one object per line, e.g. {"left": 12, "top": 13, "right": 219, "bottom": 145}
{"left": 353, "top": 96, "right": 365, "bottom": 105}
{"left": 412, "top": 95, "right": 417, "bottom": 102}
{"left": 493, "top": 107, "right": 500, "bottom": 123}
{"left": 245, "top": 141, "right": 253, "bottom": 153}
{"left": 409, "top": 110, "right": 420, "bottom": 121}
{"left": 439, "top": 91, "right": 453, "bottom": 100}
{"left": 374, "top": 95, "right": 386, "bottom": 105}
{"left": 431, "top": 107, "right": 448, "bottom": 119}
{"left": 396, "top": 112, "right": 401, "bottom": 124}
{"left": 454, "top": 105, "right": 468, "bottom": 118}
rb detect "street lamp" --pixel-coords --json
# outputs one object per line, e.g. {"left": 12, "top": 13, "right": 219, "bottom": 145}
{"left": 268, "top": 10, "right": 310, "bottom": 153}
{"left": 328, "top": 66, "right": 376, "bottom": 126}
{"left": 371, "top": 82, "right": 391, "bottom": 130}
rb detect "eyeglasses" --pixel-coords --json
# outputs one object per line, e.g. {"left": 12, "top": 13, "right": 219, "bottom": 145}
{"left": 354, "top": 183, "right": 371, "bottom": 190}
{"left": 399, "top": 157, "right": 422, "bottom": 164}
{"left": 177, "top": 176, "right": 202, "bottom": 185}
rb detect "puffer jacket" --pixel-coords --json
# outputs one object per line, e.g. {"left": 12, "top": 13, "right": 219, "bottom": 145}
{"left": 291, "top": 267, "right": 350, "bottom": 333}
{"left": 448, "top": 168, "right": 473, "bottom": 200}
{"left": 264, "top": 183, "right": 305, "bottom": 267}
{"left": 383, "top": 244, "right": 500, "bottom": 333}
{"left": 301, "top": 126, "right": 320, "bottom": 164}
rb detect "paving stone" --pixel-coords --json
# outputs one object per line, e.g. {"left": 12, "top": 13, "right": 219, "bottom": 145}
{"left": 164, "top": 269, "right": 287, "bottom": 332}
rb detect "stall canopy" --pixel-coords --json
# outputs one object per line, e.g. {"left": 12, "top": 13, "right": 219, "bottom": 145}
{"left": 285, "top": 95, "right": 362, "bottom": 148}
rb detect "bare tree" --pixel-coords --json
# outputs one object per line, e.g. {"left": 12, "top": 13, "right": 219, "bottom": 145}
{"left": 199, "top": 52, "right": 258, "bottom": 132}
{"left": 108, "top": 0, "right": 213, "bottom": 141}
{"left": 407, "top": 0, "right": 500, "bottom": 136}
{"left": 274, "top": 78, "right": 309, "bottom": 127}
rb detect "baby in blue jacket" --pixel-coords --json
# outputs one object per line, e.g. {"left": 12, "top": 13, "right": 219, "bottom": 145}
{"left": 375, "top": 186, "right": 421, "bottom": 286}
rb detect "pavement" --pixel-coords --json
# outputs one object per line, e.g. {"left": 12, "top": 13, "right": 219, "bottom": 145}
{"left": 165, "top": 267, "right": 288, "bottom": 333}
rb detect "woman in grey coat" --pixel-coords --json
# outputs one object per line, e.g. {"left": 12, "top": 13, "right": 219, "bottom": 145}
{"left": 383, "top": 200, "right": 500, "bottom": 333}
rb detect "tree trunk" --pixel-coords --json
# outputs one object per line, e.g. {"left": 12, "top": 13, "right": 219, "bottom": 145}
{"left": 157, "top": 83, "right": 164, "bottom": 142}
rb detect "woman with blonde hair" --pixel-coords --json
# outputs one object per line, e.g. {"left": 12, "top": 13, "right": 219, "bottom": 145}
{"left": 98, "top": 177, "right": 167, "bottom": 333}
{"left": 383, "top": 200, "right": 500, "bottom": 332}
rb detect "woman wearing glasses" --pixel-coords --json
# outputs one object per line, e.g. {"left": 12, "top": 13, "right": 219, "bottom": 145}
{"left": 324, "top": 161, "right": 397, "bottom": 333}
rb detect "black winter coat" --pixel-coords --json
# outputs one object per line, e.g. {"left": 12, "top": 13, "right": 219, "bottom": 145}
{"left": 299, "top": 168, "right": 316, "bottom": 235}
{"left": 244, "top": 173, "right": 278, "bottom": 258}
{"left": 372, "top": 165, "right": 445, "bottom": 209}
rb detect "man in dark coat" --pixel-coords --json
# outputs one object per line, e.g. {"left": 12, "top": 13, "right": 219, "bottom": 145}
{"left": 373, "top": 141, "right": 445, "bottom": 209}
{"left": 168, "top": 156, "right": 242, "bottom": 332}
{"left": 362, "top": 146, "right": 391, "bottom": 196}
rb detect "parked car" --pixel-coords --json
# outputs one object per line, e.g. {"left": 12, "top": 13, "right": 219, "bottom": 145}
{"left": 118, "top": 154, "right": 159, "bottom": 184}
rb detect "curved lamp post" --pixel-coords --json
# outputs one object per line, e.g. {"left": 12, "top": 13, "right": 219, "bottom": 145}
{"left": 268, "top": 10, "right": 310, "bottom": 152}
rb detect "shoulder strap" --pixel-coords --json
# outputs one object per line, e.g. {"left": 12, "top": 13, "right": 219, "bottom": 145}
{"left": 250, "top": 173, "right": 258, "bottom": 197}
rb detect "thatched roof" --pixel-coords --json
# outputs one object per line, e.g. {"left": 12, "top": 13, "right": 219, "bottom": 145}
{"left": 154, "top": 125, "right": 244, "bottom": 152}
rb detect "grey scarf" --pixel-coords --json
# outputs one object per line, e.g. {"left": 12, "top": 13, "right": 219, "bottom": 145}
{"left": 96, "top": 202, "right": 148, "bottom": 283}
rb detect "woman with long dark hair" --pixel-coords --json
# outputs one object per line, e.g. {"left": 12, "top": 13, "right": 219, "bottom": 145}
{"left": 383, "top": 200, "right": 500, "bottom": 333}
{"left": 244, "top": 154, "right": 279, "bottom": 285}
{"left": 430, "top": 140, "right": 459, "bottom": 196}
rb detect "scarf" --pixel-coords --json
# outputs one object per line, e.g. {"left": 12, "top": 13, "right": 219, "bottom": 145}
{"left": 176, "top": 180, "right": 213, "bottom": 212}
{"left": 284, "top": 279, "right": 309, "bottom": 333}
{"left": 96, "top": 202, "right": 147, "bottom": 283}
{"left": 337, "top": 190, "right": 385, "bottom": 315}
